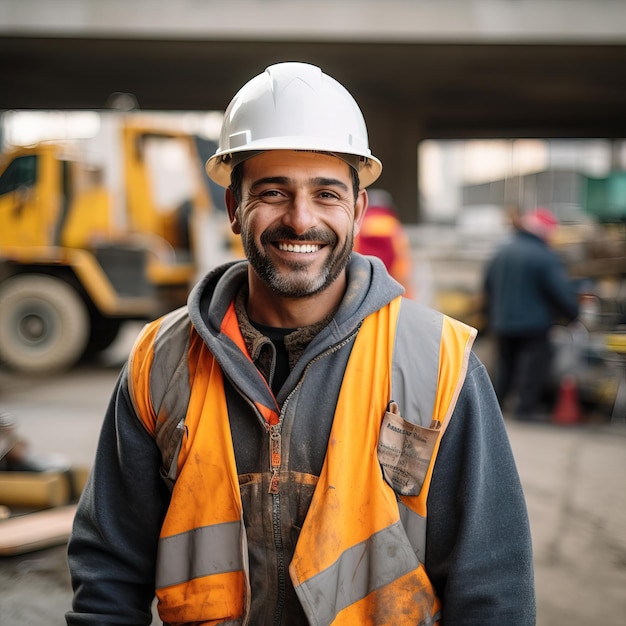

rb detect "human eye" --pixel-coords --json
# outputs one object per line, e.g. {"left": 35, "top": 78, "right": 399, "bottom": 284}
{"left": 312, "top": 177, "right": 349, "bottom": 203}
{"left": 247, "top": 186, "right": 285, "bottom": 203}
{"left": 259, "top": 188, "right": 287, "bottom": 203}
{"left": 250, "top": 177, "right": 290, "bottom": 202}
{"left": 260, "top": 188, "right": 282, "bottom": 197}
{"left": 314, "top": 188, "right": 346, "bottom": 207}
{"left": 318, "top": 189, "right": 340, "bottom": 199}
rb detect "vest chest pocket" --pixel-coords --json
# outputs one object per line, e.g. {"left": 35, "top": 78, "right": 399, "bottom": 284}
{"left": 377, "top": 402, "right": 440, "bottom": 497}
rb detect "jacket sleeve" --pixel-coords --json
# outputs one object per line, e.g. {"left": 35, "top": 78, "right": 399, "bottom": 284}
{"left": 66, "top": 365, "right": 170, "bottom": 625}
{"left": 542, "top": 251, "right": 579, "bottom": 323}
{"left": 425, "top": 352, "right": 536, "bottom": 625}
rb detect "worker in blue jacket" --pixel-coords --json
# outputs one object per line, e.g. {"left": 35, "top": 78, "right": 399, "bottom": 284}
{"left": 483, "top": 207, "right": 579, "bottom": 421}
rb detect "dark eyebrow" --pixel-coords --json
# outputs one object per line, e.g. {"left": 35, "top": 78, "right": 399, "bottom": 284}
{"left": 250, "top": 176, "right": 290, "bottom": 190}
{"left": 311, "top": 177, "right": 350, "bottom": 192}
{"left": 250, "top": 176, "right": 350, "bottom": 193}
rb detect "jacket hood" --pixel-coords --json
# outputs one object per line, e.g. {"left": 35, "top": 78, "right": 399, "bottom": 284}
{"left": 187, "top": 252, "right": 404, "bottom": 358}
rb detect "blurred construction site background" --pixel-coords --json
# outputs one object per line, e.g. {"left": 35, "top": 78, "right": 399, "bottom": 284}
{"left": 0, "top": 2, "right": 625, "bottom": 625}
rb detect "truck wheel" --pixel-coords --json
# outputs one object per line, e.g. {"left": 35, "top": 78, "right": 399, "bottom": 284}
{"left": 0, "top": 274, "right": 89, "bottom": 373}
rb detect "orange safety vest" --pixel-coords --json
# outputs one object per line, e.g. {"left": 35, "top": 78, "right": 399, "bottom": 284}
{"left": 128, "top": 297, "right": 476, "bottom": 625}
{"left": 354, "top": 208, "right": 415, "bottom": 299}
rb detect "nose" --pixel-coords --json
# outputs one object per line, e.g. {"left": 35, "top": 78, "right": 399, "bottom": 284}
{"left": 281, "top": 192, "right": 318, "bottom": 235}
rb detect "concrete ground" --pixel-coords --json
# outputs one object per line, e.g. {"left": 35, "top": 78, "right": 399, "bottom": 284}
{"left": 0, "top": 326, "right": 625, "bottom": 625}
{"left": 506, "top": 418, "right": 626, "bottom": 625}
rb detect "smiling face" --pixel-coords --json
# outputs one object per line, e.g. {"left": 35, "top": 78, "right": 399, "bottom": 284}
{"left": 226, "top": 151, "right": 367, "bottom": 309}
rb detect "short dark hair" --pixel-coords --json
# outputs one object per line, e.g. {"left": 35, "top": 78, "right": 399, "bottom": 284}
{"left": 229, "top": 158, "right": 360, "bottom": 205}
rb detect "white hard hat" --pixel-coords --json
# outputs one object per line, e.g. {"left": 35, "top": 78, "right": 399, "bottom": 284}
{"left": 206, "top": 62, "right": 382, "bottom": 188}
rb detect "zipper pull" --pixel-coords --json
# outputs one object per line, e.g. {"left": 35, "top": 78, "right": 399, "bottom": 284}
{"left": 268, "top": 426, "right": 281, "bottom": 494}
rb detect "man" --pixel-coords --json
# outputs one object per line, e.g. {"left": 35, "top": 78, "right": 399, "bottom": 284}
{"left": 67, "top": 62, "right": 535, "bottom": 625}
{"left": 354, "top": 188, "right": 415, "bottom": 299}
{"left": 483, "top": 207, "right": 579, "bottom": 421}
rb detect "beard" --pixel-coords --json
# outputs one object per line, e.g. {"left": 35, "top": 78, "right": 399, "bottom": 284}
{"left": 241, "top": 224, "right": 353, "bottom": 298}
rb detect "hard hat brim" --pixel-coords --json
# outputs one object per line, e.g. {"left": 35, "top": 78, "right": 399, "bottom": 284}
{"left": 206, "top": 147, "right": 382, "bottom": 189}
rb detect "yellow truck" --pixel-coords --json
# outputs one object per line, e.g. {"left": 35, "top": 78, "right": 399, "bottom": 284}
{"left": 0, "top": 113, "right": 225, "bottom": 373}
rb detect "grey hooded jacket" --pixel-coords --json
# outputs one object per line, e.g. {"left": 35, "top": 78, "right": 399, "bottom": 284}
{"left": 67, "top": 254, "right": 535, "bottom": 626}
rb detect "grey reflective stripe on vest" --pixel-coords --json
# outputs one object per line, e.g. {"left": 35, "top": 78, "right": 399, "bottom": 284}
{"left": 398, "top": 500, "right": 427, "bottom": 563}
{"left": 295, "top": 520, "right": 419, "bottom": 626}
{"left": 155, "top": 520, "right": 243, "bottom": 589}
{"left": 392, "top": 299, "right": 442, "bottom": 429}
{"left": 149, "top": 307, "right": 192, "bottom": 488}
{"left": 391, "top": 299, "right": 444, "bottom": 563}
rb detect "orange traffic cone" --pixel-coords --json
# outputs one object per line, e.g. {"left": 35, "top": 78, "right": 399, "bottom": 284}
{"left": 552, "top": 375, "right": 583, "bottom": 425}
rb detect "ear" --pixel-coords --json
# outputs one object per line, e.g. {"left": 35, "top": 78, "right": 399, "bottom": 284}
{"left": 225, "top": 187, "right": 241, "bottom": 234}
{"left": 352, "top": 188, "right": 369, "bottom": 237}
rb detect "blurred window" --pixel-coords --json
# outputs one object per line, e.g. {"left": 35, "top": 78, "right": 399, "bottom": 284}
{"left": 0, "top": 155, "right": 38, "bottom": 195}
{"left": 142, "top": 136, "right": 196, "bottom": 212}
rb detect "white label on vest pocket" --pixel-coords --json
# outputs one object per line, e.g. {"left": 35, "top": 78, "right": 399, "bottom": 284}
{"left": 377, "top": 404, "right": 439, "bottom": 496}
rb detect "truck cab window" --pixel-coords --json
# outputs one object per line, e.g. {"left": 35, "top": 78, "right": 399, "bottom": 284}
{"left": 0, "top": 155, "right": 38, "bottom": 195}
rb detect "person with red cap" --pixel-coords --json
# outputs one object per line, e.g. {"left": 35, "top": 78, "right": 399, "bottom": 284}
{"left": 483, "top": 207, "right": 579, "bottom": 421}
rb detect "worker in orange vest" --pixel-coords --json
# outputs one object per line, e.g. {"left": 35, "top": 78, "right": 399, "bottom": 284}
{"left": 354, "top": 189, "right": 415, "bottom": 299}
{"left": 67, "top": 62, "right": 535, "bottom": 625}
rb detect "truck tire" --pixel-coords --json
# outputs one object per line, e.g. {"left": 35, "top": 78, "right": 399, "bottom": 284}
{"left": 0, "top": 274, "right": 90, "bottom": 373}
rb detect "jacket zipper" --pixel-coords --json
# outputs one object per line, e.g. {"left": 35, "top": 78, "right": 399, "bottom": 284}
{"left": 268, "top": 425, "right": 281, "bottom": 494}
{"left": 233, "top": 326, "right": 361, "bottom": 625}
{"left": 268, "top": 328, "right": 360, "bottom": 625}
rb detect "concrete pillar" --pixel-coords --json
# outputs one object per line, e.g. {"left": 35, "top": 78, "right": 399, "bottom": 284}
{"left": 365, "top": 105, "right": 422, "bottom": 224}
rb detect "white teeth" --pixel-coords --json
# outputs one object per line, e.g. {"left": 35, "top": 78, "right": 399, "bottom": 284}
{"left": 278, "top": 243, "right": 320, "bottom": 253}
